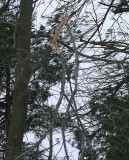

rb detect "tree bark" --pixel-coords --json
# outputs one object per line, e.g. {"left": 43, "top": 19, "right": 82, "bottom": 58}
{"left": 5, "top": 0, "right": 33, "bottom": 159}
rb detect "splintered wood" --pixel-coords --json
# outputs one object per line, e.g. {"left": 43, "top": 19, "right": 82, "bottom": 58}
{"left": 49, "top": 12, "right": 69, "bottom": 54}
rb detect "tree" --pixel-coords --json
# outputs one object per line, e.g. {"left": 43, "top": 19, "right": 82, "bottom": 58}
{"left": 5, "top": 0, "right": 33, "bottom": 159}
{"left": 1, "top": 0, "right": 76, "bottom": 159}
{"left": 1, "top": 0, "right": 129, "bottom": 159}
{"left": 76, "top": 1, "right": 129, "bottom": 159}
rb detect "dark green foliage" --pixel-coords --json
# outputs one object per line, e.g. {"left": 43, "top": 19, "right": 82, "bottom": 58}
{"left": 88, "top": 95, "right": 129, "bottom": 160}
{"left": 0, "top": 22, "right": 16, "bottom": 68}
{"left": 73, "top": 129, "right": 97, "bottom": 160}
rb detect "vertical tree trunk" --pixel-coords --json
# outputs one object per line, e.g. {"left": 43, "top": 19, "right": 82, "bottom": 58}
{"left": 5, "top": 0, "right": 33, "bottom": 159}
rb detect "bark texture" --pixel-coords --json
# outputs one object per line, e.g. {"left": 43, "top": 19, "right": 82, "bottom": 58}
{"left": 5, "top": 0, "right": 33, "bottom": 159}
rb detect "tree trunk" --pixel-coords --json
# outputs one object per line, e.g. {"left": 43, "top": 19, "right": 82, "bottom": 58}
{"left": 5, "top": 0, "right": 33, "bottom": 159}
